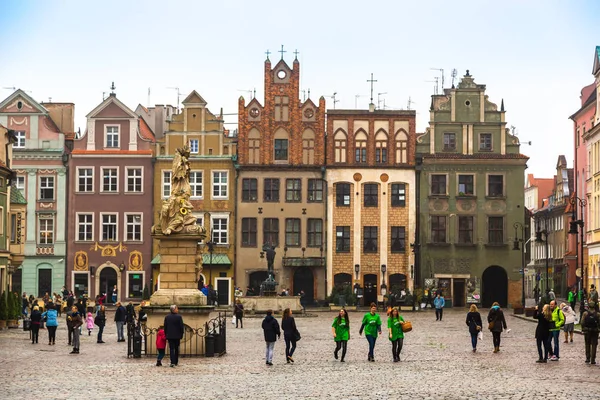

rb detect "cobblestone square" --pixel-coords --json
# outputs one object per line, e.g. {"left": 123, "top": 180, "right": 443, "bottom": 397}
{"left": 1, "top": 309, "right": 600, "bottom": 399}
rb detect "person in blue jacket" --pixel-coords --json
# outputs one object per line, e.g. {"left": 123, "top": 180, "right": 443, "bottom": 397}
{"left": 41, "top": 303, "right": 59, "bottom": 345}
{"left": 434, "top": 293, "right": 445, "bottom": 321}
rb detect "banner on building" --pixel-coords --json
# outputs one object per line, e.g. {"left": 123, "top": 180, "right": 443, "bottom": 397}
{"left": 466, "top": 277, "right": 480, "bottom": 304}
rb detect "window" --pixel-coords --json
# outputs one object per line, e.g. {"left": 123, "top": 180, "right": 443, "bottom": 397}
{"left": 488, "top": 216, "right": 504, "bottom": 244}
{"left": 307, "top": 179, "right": 324, "bottom": 202}
{"left": 78, "top": 168, "right": 93, "bottom": 192}
{"left": 248, "top": 129, "right": 260, "bottom": 164}
{"left": 364, "top": 183, "right": 378, "bottom": 207}
{"left": 458, "top": 175, "right": 474, "bottom": 196}
{"left": 286, "top": 179, "right": 301, "bottom": 202}
{"left": 334, "top": 130, "right": 347, "bottom": 163}
{"left": 126, "top": 168, "right": 142, "bottom": 193}
{"left": 190, "top": 171, "right": 203, "bottom": 198}
{"left": 395, "top": 130, "right": 408, "bottom": 164}
{"left": 77, "top": 214, "right": 93, "bottom": 241}
{"left": 242, "top": 178, "right": 258, "bottom": 202}
{"left": 241, "top": 218, "right": 257, "bottom": 247}
{"left": 488, "top": 175, "right": 504, "bottom": 197}
{"left": 40, "top": 176, "right": 55, "bottom": 200}
{"left": 274, "top": 96, "right": 289, "bottom": 122}
{"left": 212, "top": 171, "right": 228, "bottom": 199}
{"left": 391, "top": 226, "right": 406, "bottom": 252}
{"left": 162, "top": 171, "right": 171, "bottom": 198}
{"left": 193, "top": 213, "right": 204, "bottom": 229}
{"left": 263, "top": 218, "right": 279, "bottom": 247}
{"left": 479, "top": 133, "right": 492, "bottom": 151}
{"left": 106, "top": 126, "right": 119, "bottom": 148}
{"left": 274, "top": 139, "right": 288, "bottom": 161}
{"left": 126, "top": 214, "right": 142, "bottom": 241}
{"left": 211, "top": 216, "right": 228, "bottom": 244}
{"left": 264, "top": 178, "right": 280, "bottom": 202}
{"left": 431, "top": 216, "right": 446, "bottom": 243}
{"left": 363, "top": 226, "right": 378, "bottom": 252}
{"left": 302, "top": 130, "right": 315, "bottom": 164}
{"left": 391, "top": 183, "right": 406, "bottom": 207}
{"left": 13, "top": 131, "right": 25, "bottom": 148}
{"left": 10, "top": 214, "right": 17, "bottom": 244}
{"left": 16, "top": 176, "right": 25, "bottom": 195}
{"left": 375, "top": 131, "right": 388, "bottom": 163}
{"left": 336, "top": 226, "right": 350, "bottom": 252}
{"left": 355, "top": 139, "right": 367, "bottom": 163}
{"left": 285, "top": 218, "right": 301, "bottom": 247}
{"left": 101, "top": 214, "right": 118, "bottom": 241}
{"left": 458, "top": 216, "right": 474, "bottom": 244}
{"left": 443, "top": 133, "right": 456, "bottom": 150}
{"left": 431, "top": 175, "right": 446, "bottom": 195}
{"left": 102, "top": 168, "right": 118, "bottom": 192}
{"left": 189, "top": 139, "right": 199, "bottom": 154}
{"left": 336, "top": 183, "right": 350, "bottom": 206}
{"left": 38, "top": 216, "right": 54, "bottom": 244}
{"left": 307, "top": 219, "right": 322, "bottom": 247}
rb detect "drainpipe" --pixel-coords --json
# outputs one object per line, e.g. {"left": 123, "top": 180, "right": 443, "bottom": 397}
{"left": 414, "top": 155, "right": 423, "bottom": 293}
{"left": 233, "top": 164, "right": 239, "bottom": 300}
{"left": 62, "top": 148, "right": 70, "bottom": 294}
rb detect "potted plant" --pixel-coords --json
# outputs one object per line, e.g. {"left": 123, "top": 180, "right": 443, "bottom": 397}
{"left": 6, "top": 292, "right": 18, "bottom": 328}
{"left": 0, "top": 291, "right": 8, "bottom": 329}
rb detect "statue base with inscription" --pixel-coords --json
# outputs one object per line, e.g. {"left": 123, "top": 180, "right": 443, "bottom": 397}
{"left": 240, "top": 296, "right": 302, "bottom": 314}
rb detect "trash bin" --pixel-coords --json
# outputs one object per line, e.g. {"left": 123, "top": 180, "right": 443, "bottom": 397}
{"left": 133, "top": 331, "right": 142, "bottom": 358}
{"left": 338, "top": 296, "right": 346, "bottom": 307}
{"left": 205, "top": 334, "right": 215, "bottom": 357}
{"left": 23, "top": 318, "right": 31, "bottom": 331}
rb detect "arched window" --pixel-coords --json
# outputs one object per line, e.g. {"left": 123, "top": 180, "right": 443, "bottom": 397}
{"left": 248, "top": 128, "right": 260, "bottom": 164}
{"left": 302, "top": 129, "right": 315, "bottom": 165}
{"left": 395, "top": 129, "right": 408, "bottom": 164}
{"left": 274, "top": 128, "right": 289, "bottom": 162}
{"left": 355, "top": 130, "right": 367, "bottom": 163}
{"left": 375, "top": 129, "right": 388, "bottom": 164}
{"left": 334, "top": 129, "right": 347, "bottom": 163}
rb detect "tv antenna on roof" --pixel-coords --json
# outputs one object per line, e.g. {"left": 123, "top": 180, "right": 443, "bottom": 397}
{"left": 430, "top": 68, "right": 445, "bottom": 90}
{"left": 167, "top": 87, "right": 183, "bottom": 112}
{"left": 377, "top": 92, "right": 387, "bottom": 110}
{"left": 326, "top": 92, "right": 339, "bottom": 109}
{"left": 510, "top": 125, "right": 532, "bottom": 145}
{"left": 407, "top": 97, "right": 415, "bottom": 110}
{"left": 451, "top": 69, "right": 458, "bottom": 88}
{"left": 425, "top": 77, "right": 439, "bottom": 95}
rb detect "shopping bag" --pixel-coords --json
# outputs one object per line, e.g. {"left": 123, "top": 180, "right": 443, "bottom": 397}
{"left": 477, "top": 331, "right": 483, "bottom": 341}
{"left": 231, "top": 316, "right": 236, "bottom": 325}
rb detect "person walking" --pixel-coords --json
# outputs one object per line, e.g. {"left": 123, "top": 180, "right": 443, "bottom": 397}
{"left": 41, "top": 303, "right": 58, "bottom": 345}
{"left": 234, "top": 299, "right": 244, "bottom": 329}
{"left": 568, "top": 287, "right": 577, "bottom": 311}
{"left": 590, "top": 285, "right": 599, "bottom": 310}
{"left": 69, "top": 306, "right": 83, "bottom": 354}
{"left": 281, "top": 308, "right": 298, "bottom": 363}
{"left": 332, "top": 309, "right": 350, "bottom": 362}
{"left": 164, "top": 305, "right": 184, "bottom": 367}
{"left": 534, "top": 304, "right": 552, "bottom": 363}
{"left": 86, "top": 311, "right": 94, "bottom": 336}
{"left": 487, "top": 302, "right": 507, "bottom": 353}
{"left": 156, "top": 327, "right": 166, "bottom": 366}
{"left": 533, "top": 285, "right": 541, "bottom": 305}
{"left": 114, "top": 302, "right": 126, "bottom": 342}
{"left": 466, "top": 304, "right": 483, "bottom": 353}
{"left": 22, "top": 293, "right": 29, "bottom": 317}
{"left": 581, "top": 301, "right": 600, "bottom": 364}
{"left": 111, "top": 285, "right": 118, "bottom": 305}
{"left": 548, "top": 300, "right": 565, "bottom": 361}
{"left": 359, "top": 303, "right": 382, "bottom": 362}
{"left": 388, "top": 307, "right": 405, "bottom": 362}
{"left": 434, "top": 293, "right": 445, "bottom": 321}
{"left": 261, "top": 309, "right": 281, "bottom": 366}
{"left": 95, "top": 306, "right": 106, "bottom": 343}
{"left": 548, "top": 288, "right": 556, "bottom": 302}
{"left": 561, "top": 302, "right": 576, "bottom": 344}
{"left": 30, "top": 305, "right": 42, "bottom": 344}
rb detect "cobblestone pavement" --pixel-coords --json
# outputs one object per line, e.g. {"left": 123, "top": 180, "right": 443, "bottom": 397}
{"left": 1, "top": 309, "right": 600, "bottom": 399}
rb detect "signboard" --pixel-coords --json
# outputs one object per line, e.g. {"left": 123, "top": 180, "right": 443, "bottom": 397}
{"left": 466, "top": 277, "right": 481, "bottom": 304}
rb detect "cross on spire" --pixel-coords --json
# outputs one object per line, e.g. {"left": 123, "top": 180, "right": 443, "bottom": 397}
{"left": 367, "top": 73, "right": 377, "bottom": 104}
{"left": 279, "top": 45, "right": 286, "bottom": 60}
{"left": 294, "top": 49, "right": 300, "bottom": 60}
{"left": 265, "top": 49, "right": 271, "bottom": 60}
{"left": 110, "top": 81, "right": 116, "bottom": 95}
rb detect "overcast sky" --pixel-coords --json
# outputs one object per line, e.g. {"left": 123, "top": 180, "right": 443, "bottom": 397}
{"left": 1, "top": 0, "right": 598, "bottom": 177}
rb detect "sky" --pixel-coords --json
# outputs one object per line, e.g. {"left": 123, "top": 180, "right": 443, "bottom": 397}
{"left": 1, "top": 0, "right": 599, "bottom": 178}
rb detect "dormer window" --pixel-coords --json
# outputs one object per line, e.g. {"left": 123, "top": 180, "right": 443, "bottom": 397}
{"left": 13, "top": 131, "right": 25, "bottom": 148}
{"left": 106, "top": 126, "right": 119, "bottom": 148}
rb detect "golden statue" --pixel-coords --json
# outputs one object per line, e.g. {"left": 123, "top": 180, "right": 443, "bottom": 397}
{"left": 152, "top": 145, "right": 206, "bottom": 237}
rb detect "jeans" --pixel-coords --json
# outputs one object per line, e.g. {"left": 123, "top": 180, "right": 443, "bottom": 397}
{"left": 366, "top": 335, "right": 377, "bottom": 358}
{"left": 436, "top": 308, "right": 443, "bottom": 321}
{"left": 112, "top": 295, "right": 117, "bottom": 304}
{"left": 551, "top": 330, "right": 560, "bottom": 358}
{"left": 284, "top": 335, "right": 296, "bottom": 358}
{"left": 536, "top": 337, "right": 550, "bottom": 360}
{"left": 157, "top": 349, "right": 165, "bottom": 361}
{"left": 334, "top": 340, "right": 347, "bottom": 360}
{"left": 470, "top": 332, "right": 478, "bottom": 349}
{"left": 47, "top": 326, "right": 57, "bottom": 344}
{"left": 492, "top": 331, "right": 501, "bottom": 348}
{"left": 116, "top": 321, "right": 125, "bottom": 341}
{"left": 72, "top": 328, "right": 80, "bottom": 349}
{"left": 584, "top": 332, "right": 599, "bottom": 361}
{"left": 97, "top": 325, "right": 104, "bottom": 342}
{"left": 392, "top": 338, "right": 404, "bottom": 359}
{"left": 265, "top": 341, "right": 275, "bottom": 363}
{"left": 236, "top": 315, "right": 243, "bottom": 328}
{"left": 168, "top": 339, "right": 180, "bottom": 365}
{"left": 31, "top": 324, "right": 40, "bottom": 343}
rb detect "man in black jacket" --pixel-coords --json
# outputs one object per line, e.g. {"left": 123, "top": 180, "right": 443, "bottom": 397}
{"left": 114, "top": 302, "right": 126, "bottom": 342}
{"left": 261, "top": 309, "right": 281, "bottom": 365}
{"left": 164, "top": 305, "right": 184, "bottom": 367}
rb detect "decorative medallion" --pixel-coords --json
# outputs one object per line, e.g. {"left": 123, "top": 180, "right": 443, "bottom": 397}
{"left": 90, "top": 242, "right": 127, "bottom": 257}
{"left": 491, "top": 201, "right": 502, "bottom": 212}
{"left": 459, "top": 200, "right": 473, "bottom": 212}
{"left": 249, "top": 108, "right": 260, "bottom": 118}
{"left": 353, "top": 173, "right": 362, "bottom": 182}
{"left": 303, "top": 108, "right": 314, "bottom": 119}
{"left": 433, "top": 199, "right": 444, "bottom": 211}
{"left": 74, "top": 251, "right": 89, "bottom": 271}
{"left": 380, "top": 173, "right": 389, "bottom": 182}
{"left": 129, "top": 250, "right": 143, "bottom": 271}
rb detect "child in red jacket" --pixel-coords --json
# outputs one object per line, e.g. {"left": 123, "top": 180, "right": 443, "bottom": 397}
{"left": 156, "top": 327, "right": 166, "bottom": 366}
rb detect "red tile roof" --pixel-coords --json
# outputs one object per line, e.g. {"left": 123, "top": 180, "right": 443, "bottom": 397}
{"left": 423, "top": 153, "right": 529, "bottom": 160}
{"left": 71, "top": 150, "right": 153, "bottom": 155}
{"left": 138, "top": 118, "right": 155, "bottom": 142}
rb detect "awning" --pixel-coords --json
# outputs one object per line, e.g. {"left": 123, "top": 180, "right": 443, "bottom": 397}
{"left": 202, "top": 253, "right": 231, "bottom": 265}
{"left": 151, "top": 254, "right": 161, "bottom": 264}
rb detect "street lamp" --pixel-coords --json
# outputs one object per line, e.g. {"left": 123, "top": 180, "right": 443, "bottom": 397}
{"left": 535, "top": 211, "right": 551, "bottom": 292}
{"left": 513, "top": 222, "right": 526, "bottom": 306}
{"left": 568, "top": 197, "right": 586, "bottom": 294}
{"left": 205, "top": 239, "right": 215, "bottom": 288}
{"left": 354, "top": 264, "right": 360, "bottom": 280}
{"left": 380, "top": 264, "right": 387, "bottom": 296}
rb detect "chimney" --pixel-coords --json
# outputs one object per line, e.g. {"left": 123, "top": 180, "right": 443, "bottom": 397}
{"left": 369, "top": 103, "right": 375, "bottom": 112}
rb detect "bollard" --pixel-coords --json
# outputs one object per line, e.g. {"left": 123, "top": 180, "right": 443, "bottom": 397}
{"left": 205, "top": 334, "right": 215, "bottom": 357}
{"left": 133, "top": 330, "right": 142, "bottom": 358}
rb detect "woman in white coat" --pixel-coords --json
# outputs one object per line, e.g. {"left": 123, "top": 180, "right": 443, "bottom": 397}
{"left": 560, "top": 302, "right": 577, "bottom": 344}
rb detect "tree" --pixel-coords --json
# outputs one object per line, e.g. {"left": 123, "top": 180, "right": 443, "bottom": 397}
{"left": 11, "top": 292, "right": 20, "bottom": 319}
{"left": 0, "top": 291, "right": 8, "bottom": 321}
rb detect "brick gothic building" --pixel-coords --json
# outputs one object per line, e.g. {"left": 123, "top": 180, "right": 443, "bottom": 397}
{"left": 236, "top": 55, "right": 326, "bottom": 303}
{"left": 325, "top": 109, "right": 416, "bottom": 305}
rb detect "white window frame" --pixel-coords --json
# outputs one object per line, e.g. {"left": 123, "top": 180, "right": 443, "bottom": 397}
{"left": 13, "top": 131, "right": 26, "bottom": 148}
{"left": 100, "top": 213, "right": 118, "bottom": 242}
{"left": 16, "top": 175, "right": 25, "bottom": 195}
{"left": 39, "top": 176, "right": 55, "bottom": 200}
{"left": 126, "top": 167, "right": 143, "bottom": 193}
{"left": 212, "top": 170, "right": 228, "bottom": 200}
{"left": 101, "top": 167, "right": 119, "bottom": 193}
{"left": 38, "top": 215, "right": 54, "bottom": 245}
{"left": 76, "top": 167, "right": 94, "bottom": 193}
{"left": 189, "top": 139, "right": 199, "bottom": 154}
{"left": 124, "top": 213, "right": 143, "bottom": 242}
{"left": 126, "top": 271, "right": 145, "bottom": 299}
{"left": 190, "top": 171, "right": 203, "bottom": 199}
{"left": 162, "top": 171, "right": 171, "bottom": 199}
{"left": 210, "top": 212, "right": 229, "bottom": 245}
{"left": 105, "top": 125, "right": 120, "bottom": 148}
{"left": 214, "top": 277, "right": 232, "bottom": 305}
{"left": 76, "top": 213, "right": 94, "bottom": 242}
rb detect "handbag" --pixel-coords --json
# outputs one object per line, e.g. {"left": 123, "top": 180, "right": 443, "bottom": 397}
{"left": 401, "top": 321, "right": 412, "bottom": 333}
{"left": 477, "top": 331, "right": 483, "bottom": 340}
{"left": 294, "top": 329, "right": 301, "bottom": 341}
{"left": 487, "top": 321, "right": 494, "bottom": 330}
{"left": 231, "top": 316, "right": 236, "bottom": 325}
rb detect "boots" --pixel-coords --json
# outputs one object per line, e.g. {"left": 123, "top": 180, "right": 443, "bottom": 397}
{"left": 156, "top": 360, "right": 162, "bottom": 366}
{"left": 493, "top": 346, "right": 499, "bottom": 353}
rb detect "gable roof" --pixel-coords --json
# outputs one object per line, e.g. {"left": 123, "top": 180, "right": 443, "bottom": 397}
{"left": 85, "top": 94, "right": 137, "bottom": 119}
{"left": 182, "top": 90, "right": 207, "bottom": 106}
{"left": 0, "top": 89, "right": 48, "bottom": 114}
{"left": 138, "top": 117, "right": 155, "bottom": 142}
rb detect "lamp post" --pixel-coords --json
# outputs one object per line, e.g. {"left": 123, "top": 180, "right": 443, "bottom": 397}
{"left": 380, "top": 264, "right": 387, "bottom": 296}
{"left": 535, "top": 210, "right": 551, "bottom": 293}
{"left": 513, "top": 222, "right": 526, "bottom": 306}
{"left": 206, "top": 239, "right": 215, "bottom": 288}
{"left": 568, "top": 197, "right": 586, "bottom": 294}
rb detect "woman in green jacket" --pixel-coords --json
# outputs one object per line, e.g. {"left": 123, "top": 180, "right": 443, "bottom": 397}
{"left": 331, "top": 308, "right": 350, "bottom": 362}
{"left": 359, "top": 303, "right": 382, "bottom": 362}
{"left": 387, "top": 307, "right": 405, "bottom": 362}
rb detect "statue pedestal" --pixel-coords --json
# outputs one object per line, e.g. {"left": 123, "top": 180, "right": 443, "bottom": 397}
{"left": 240, "top": 296, "right": 302, "bottom": 313}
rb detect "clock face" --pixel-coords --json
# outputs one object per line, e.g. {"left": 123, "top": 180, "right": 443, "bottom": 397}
{"left": 249, "top": 108, "right": 260, "bottom": 118}
{"left": 304, "top": 108, "right": 314, "bottom": 118}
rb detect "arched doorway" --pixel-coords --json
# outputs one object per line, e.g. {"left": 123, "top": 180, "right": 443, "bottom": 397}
{"left": 363, "top": 274, "right": 378, "bottom": 306}
{"left": 482, "top": 266, "right": 508, "bottom": 308}
{"left": 293, "top": 267, "right": 314, "bottom": 304}
{"left": 95, "top": 264, "right": 120, "bottom": 303}
{"left": 249, "top": 271, "right": 268, "bottom": 296}
{"left": 334, "top": 273, "right": 352, "bottom": 288}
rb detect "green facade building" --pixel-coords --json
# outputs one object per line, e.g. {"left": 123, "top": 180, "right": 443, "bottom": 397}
{"left": 416, "top": 71, "right": 528, "bottom": 308}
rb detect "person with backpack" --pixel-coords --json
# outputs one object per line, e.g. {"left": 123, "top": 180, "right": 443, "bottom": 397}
{"left": 95, "top": 306, "right": 106, "bottom": 343}
{"left": 549, "top": 300, "right": 565, "bottom": 361}
{"left": 568, "top": 287, "right": 577, "bottom": 311}
{"left": 581, "top": 301, "right": 600, "bottom": 364}
{"left": 261, "top": 309, "right": 281, "bottom": 366}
